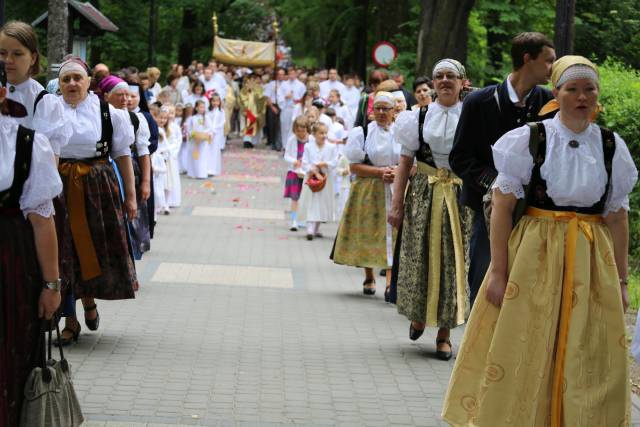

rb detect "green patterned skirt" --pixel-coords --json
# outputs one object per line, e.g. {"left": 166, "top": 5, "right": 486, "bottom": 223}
{"left": 396, "top": 170, "right": 473, "bottom": 329}
{"left": 332, "top": 176, "right": 394, "bottom": 269}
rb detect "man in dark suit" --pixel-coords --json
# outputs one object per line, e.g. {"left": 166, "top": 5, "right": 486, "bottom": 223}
{"left": 449, "top": 32, "right": 556, "bottom": 306}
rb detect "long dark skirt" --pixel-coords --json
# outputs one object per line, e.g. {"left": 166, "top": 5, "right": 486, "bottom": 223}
{"left": 129, "top": 157, "right": 151, "bottom": 259}
{"left": 0, "top": 210, "right": 42, "bottom": 427}
{"left": 394, "top": 174, "right": 473, "bottom": 329}
{"left": 61, "top": 160, "right": 137, "bottom": 301}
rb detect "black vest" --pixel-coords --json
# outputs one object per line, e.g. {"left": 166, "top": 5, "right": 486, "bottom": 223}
{"left": 128, "top": 111, "right": 140, "bottom": 157}
{"left": 415, "top": 105, "right": 437, "bottom": 167}
{"left": 527, "top": 122, "right": 616, "bottom": 215}
{"left": 0, "top": 125, "right": 35, "bottom": 210}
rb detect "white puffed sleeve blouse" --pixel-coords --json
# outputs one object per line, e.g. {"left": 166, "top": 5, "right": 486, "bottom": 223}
{"left": 345, "top": 122, "right": 400, "bottom": 167}
{"left": 394, "top": 101, "right": 462, "bottom": 169}
{"left": 59, "top": 93, "right": 133, "bottom": 160}
{"left": 7, "top": 78, "right": 72, "bottom": 155}
{"left": 133, "top": 111, "right": 151, "bottom": 157}
{"left": 0, "top": 116, "right": 63, "bottom": 218}
{"left": 491, "top": 115, "right": 638, "bottom": 214}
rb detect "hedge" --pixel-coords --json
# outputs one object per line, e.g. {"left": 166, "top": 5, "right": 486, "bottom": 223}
{"left": 597, "top": 59, "right": 640, "bottom": 271}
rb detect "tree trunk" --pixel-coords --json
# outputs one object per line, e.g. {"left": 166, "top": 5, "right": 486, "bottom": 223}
{"left": 88, "top": 0, "right": 101, "bottom": 66}
{"left": 147, "top": 0, "right": 158, "bottom": 66}
{"left": 47, "top": 0, "right": 68, "bottom": 80}
{"left": 485, "top": 9, "right": 508, "bottom": 75}
{"left": 354, "top": 0, "right": 369, "bottom": 80}
{"left": 0, "top": 0, "right": 5, "bottom": 26}
{"left": 178, "top": 8, "right": 196, "bottom": 66}
{"left": 416, "top": 0, "right": 475, "bottom": 77}
{"left": 554, "top": 0, "right": 575, "bottom": 56}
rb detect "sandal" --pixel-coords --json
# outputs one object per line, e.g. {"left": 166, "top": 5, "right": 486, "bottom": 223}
{"left": 409, "top": 322, "right": 425, "bottom": 341}
{"left": 436, "top": 338, "right": 453, "bottom": 361}
{"left": 54, "top": 323, "right": 81, "bottom": 347}
{"left": 362, "top": 279, "right": 376, "bottom": 295}
{"left": 84, "top": 304, "right": 100, "bottom": 331}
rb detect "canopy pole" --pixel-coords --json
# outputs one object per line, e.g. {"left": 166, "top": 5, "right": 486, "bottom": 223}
{"left": 272, "top": 16, "right": 279, "bottom": 72}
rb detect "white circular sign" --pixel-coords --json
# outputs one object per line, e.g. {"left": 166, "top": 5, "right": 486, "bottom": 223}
{"left": 372, "top": 42, "right": 397, "bottom": 67}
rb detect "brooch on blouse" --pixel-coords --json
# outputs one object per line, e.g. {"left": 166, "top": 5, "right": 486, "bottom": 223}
{"left": 8, "top": 86, "right": 15, "bottom": 93}
{"left": 568, "top": 140, "right": 580, "bottom": 148}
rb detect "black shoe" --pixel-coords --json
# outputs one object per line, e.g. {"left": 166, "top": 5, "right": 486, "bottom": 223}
{"left": 362, "top": 279, "right": 376, "bottom": 295}
{"left": 243, "top": 141, "right": 253, "bottom": 149}
{"left": 54, "top": 324, "right": 81, "bottom": 347}
{"left": 290, "top": 226, "right": 298, "bottom": 232}
{"left": 384, "top": 287, "right": 391, "bottom": 303}
{"left": 379, "top": 269, "right": 386, "bottom": 277}
{"left": 84, "top": 304, "right": 100, "bottom": 331}
{"left": 306, "top": 234, "right": 313, "bottom": 241}
{"left": 409, "top": 323, "right": 424, "bottom": 341}
{"left": 436, "top": 339, "right": 453, "bottom": 360}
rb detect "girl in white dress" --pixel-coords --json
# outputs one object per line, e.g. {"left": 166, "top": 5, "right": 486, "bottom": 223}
{"left": 206, "top": 94, "right": 225, "bottom": 176}
{"left": 328, "top": 89, "right": 354, "bottom": 130}
{"left": 186, "top": 100, "right": 213, "bottom": 179}
{"left": 153, "top": 109, "right": 171, "bottom": 215}
{"left": 166, "top": 105, "right": 182, "bottom": 207}
{"left": 299, "top": 121, "right": 338, "bottom": 240}
{"left": 179, "top": 103, "right": 193, "bottom": 173}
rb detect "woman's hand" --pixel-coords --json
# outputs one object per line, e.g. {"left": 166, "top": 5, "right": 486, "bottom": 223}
{"left": 294, "top": 160, "right": 302, "bottom": 169}
{"left": 621, "top": 284, "right": 629, "bottom": 313}
{"left": 387, "top": 203, "right": 404, "bottom": 229}
{"left": 316, "top": 162, "right": 327, "bottom": 169}
{"left": 381, "top": 167, "right": 395, "bottom": 183}
{"left": 485, "top": 268, "right": 508, "bottom": 308}
{"left": 382, "top": 167, "right": 395, "bottom": 183}
{"left": 38, "top": 289, "right": 61, "bottom": 320}
{"left": 140, "top": 180, "right": 151, "bottom": 201}
{"left": 125, "top": 196, "right": 138, "bottom": 220}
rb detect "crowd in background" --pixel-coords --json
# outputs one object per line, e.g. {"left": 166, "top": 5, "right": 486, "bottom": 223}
{"left": 1, "top": 16, "right": 638, "bottom": 427}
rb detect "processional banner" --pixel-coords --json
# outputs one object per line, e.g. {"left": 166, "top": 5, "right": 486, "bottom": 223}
{"left": 213, "top": 36, "right": 275, "bottom": 67}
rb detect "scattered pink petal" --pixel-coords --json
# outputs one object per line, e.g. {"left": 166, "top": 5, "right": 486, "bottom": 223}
{"left": 234, "top": 225, "right": 243, "bottom": 229}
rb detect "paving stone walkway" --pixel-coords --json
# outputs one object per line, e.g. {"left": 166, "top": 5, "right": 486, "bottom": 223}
{"left": 64, "top": 138, "right": 640, "bottom": 427}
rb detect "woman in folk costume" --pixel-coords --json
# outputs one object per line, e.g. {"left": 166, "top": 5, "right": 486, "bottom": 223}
{"left": 206, "top": 93, "right": 225, "bottom": 176}
{"left": 0, "top": 22, "right": 74, "bottom": 309}
{"left": 104, "top": 77, "right": 152, "bottom": 261}
{"left": 388, "top": 59, "right": 472, "bottom": 360}
{"left": 186, "top": 100, "right": 213, "bottom": 179}
{"left": 298, "top": 121, "right": 338, "bottom": 240}
{"left": 0, "top": 87, "right": 62, "bottom": 427}
{"left": 331, "top": 92, "right": 400, "bottom": 296}
{"left": 442, "top": 56, "right": 637, "bottom": 426}
{"left": 165, "top": 104, "right": 182, "bottom": 207}
{"left": 55, "top": 57, "right": 138, "bottom": 345}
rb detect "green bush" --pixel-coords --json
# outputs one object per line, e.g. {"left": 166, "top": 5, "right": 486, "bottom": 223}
{"left": 597, "top": 59, "right": 640, "bottom": 271}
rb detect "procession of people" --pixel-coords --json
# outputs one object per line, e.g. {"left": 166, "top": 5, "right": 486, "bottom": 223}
{"left": 0, "top": 16, "right": 638, "bottom": 427}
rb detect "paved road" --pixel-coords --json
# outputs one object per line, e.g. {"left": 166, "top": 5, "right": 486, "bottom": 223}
{"left": 65, "top": 139, "right": 640, "bottom": 427}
